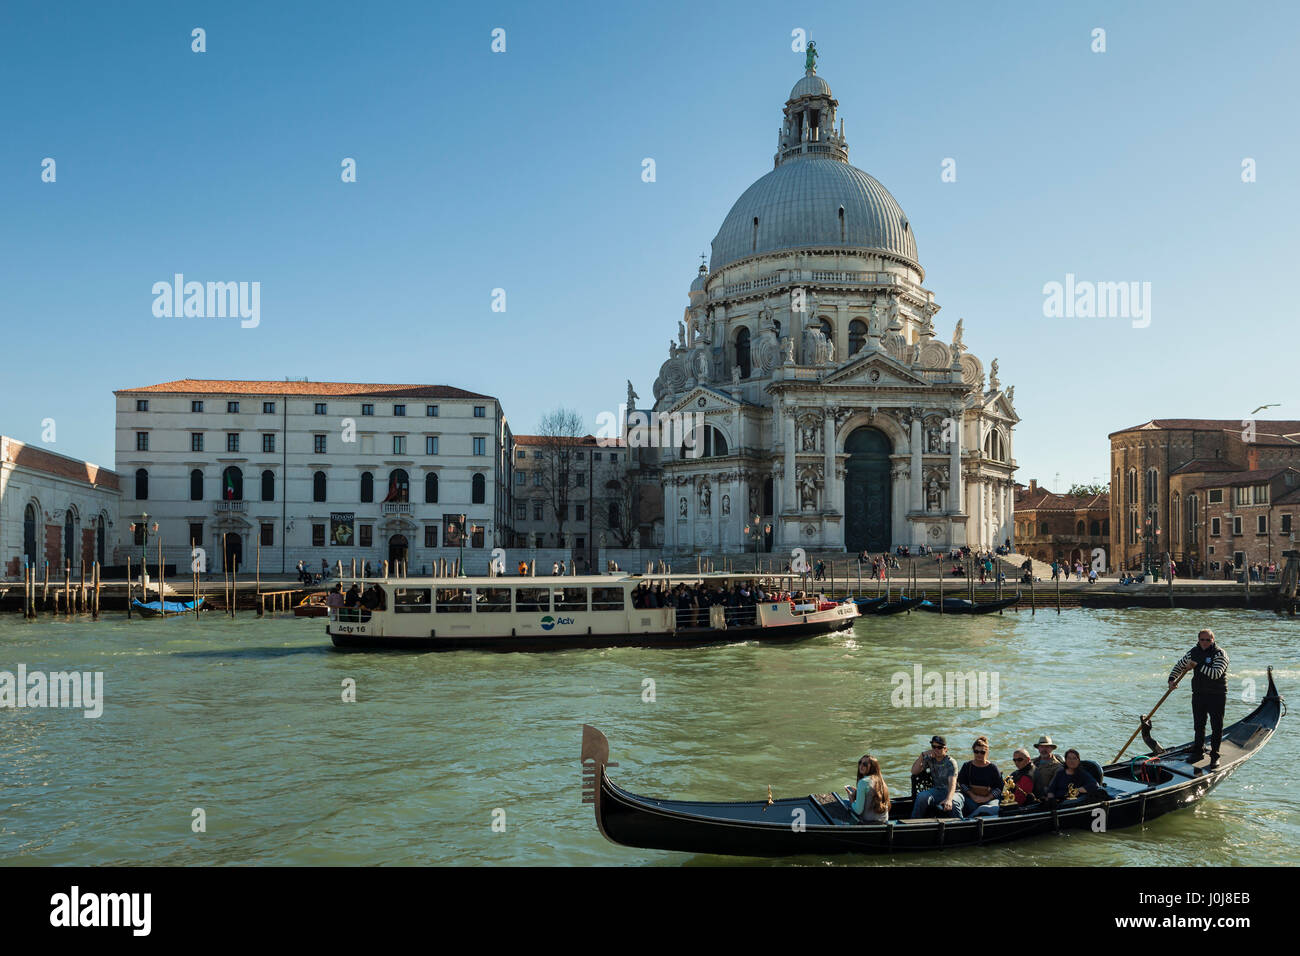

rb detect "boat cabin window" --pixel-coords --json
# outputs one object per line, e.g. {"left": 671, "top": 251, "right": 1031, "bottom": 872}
{"left": 554, "top": 587, "right": 588, "bottom": 612}
{"left": 393, "top": 588, "right": 431, "bottom": 613}
{"left": 591, "top": 587, "right": 625, "bottom": 611}
{"left": 435, "top": 588, "right": 472, "bottom": 613}
{"left": 474, "top": 587, "right": 511, "bottom": 612}
{"left": 515, "top": 587, "right": 550, "bottom": 612}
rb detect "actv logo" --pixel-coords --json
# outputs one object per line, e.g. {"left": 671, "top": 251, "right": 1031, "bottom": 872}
{"left": 540, "top": 616, "right": 574, "bottom": 630}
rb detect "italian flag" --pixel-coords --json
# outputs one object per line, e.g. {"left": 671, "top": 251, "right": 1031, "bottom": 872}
{"left": 225, "top": 472, "right": 236, "bottom": 499}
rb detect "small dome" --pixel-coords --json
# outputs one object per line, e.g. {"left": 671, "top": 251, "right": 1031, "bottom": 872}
{"left": 789, "top": 71, "right": 831, "bottom": 101}
{"left": 690, "top": 264, "right": 708, "bottom": 293}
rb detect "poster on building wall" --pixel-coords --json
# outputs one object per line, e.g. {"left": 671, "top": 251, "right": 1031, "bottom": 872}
{"left": 330, "top": 512, "right": 354, "bottom": 546}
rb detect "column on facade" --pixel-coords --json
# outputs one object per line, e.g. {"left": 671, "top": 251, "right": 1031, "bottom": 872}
{"left": 783, "top": 406, "right": 796, "bottom": 514}
{"left": 712, "top": 474, "right": 722, "bottom": 553}
{"left": 822, "top": 412, "right": 835, "bottom": 513}
{"left": 948, "top": 410, "right": 964, "bottom": 514}
{"left": 910, "top": 414, "right": 922, "bottom": 513}
{"left": 974, "top": 476, "right": 984, "bottom": 548}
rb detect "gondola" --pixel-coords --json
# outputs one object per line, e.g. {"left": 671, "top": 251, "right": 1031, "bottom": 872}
{"left": 916, "top": 592, "right": 1021, "bottom": 615}
{"left": 851, "top": 596, "right": 888, "bottom": 612}
{"left": 583, "top": 667, "right": 1283, "bottom": 857}
{"left": 867, "top": 595, "right": 924, "bottom": 616}
{"left": 132, "top": 598, "right": 204, "bottom": 617}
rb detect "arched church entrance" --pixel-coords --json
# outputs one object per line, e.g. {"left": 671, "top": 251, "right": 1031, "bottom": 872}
{"left": 844, "top": 427, "right": 892, "bottom": 553}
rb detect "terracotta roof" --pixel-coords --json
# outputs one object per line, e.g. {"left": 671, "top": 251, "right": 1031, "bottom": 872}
{"left": 1014, "top": 489, "right": 1109, "bottom": 512}
{"left": 1, "top": 437, "right": 120, "bottom": 490}
{"left": 1110, "top": 419, "right": 1300, "bottom": 441}
{"left": 514, "top": 434, "right": 597, "bottom": 447}
{"left": 1193, "top": 467, "right": 1300, "bottom": 489}
{"left": 116, "top": 379, "right": 496, "bottom": 400}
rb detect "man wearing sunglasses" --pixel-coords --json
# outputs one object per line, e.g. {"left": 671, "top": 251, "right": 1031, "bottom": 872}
{"left": 910, "top": 735, "right": 963, "bottom": 819}
{"left": 1168, "top": 628, "right": 1230, "bottom": 770}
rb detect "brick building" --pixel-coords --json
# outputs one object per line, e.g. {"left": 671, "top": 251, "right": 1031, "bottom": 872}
{"left": 1109, "top": 419, "right": 1300, "bottom": 574}
{"left": 1012, "top": 478, "right": 1110, "bottom": 567}
{"left": 1, "top": 436, "right": 121, "bottom": 577}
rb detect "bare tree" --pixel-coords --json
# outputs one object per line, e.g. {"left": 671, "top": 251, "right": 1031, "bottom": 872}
{"left": 536, "top": 408, "right": 584, "bottom": 545}
{"left": 594, "top": 457, "right": 639, "bottom": 548}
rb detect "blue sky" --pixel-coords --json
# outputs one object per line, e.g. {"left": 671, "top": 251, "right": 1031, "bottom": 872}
{"left": 3, "top": 1, "right": 1297, "bottom": 490}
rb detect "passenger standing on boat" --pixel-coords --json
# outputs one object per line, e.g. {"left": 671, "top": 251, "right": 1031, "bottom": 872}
{"left": 911, "top": 735, "right": 963, "bottom": 819}
{"left": 1045, "top": 749, "right": 1104, "bottom": 803}
{"left": 847, "top": 755, "right": 890, "bottom": 822}
{"left": 1168, "top": 629, "right": 1229, "bottom": 768}
{"left": 325, "top": 584, "right": 344, "bottom": 618}
{"left": 958, "top": 736, "right": 1003, "bottom": 817}
{"left": 1031, "top": 736, "right": 1064, "bottom": 798}
{"left": 344, "top": 584, "right": 361, "bottom": 608}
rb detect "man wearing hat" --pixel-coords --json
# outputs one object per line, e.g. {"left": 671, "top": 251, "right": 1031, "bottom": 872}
{"left": 1031, "top": 735, "right": 1064, "bottom": 798}
{"left": 910, "top": 735, "right": 963, "bottom": 819}
{"left": 1168, "top": 628, "right": 1230, "bottom": 769}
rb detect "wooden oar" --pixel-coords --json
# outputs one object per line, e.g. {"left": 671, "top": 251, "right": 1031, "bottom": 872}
{"left": 1113, "top": 670, "right": 1187, "bottom": 762}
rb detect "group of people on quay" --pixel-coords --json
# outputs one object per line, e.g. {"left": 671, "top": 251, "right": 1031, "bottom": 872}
{"left": 846, "top": 629, "right": 1231, "bottom": 823}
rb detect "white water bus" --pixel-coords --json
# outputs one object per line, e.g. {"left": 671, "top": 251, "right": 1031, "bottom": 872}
{"left": 325, "top": 572, "right": 859, "bottom": 651}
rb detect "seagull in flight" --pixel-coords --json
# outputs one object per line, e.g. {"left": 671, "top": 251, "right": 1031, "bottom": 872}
{"left": 1251, "top": 403, "right": 1280, "bottom": 415}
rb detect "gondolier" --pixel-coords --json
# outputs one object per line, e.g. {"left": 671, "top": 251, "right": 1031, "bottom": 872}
{"left": 1168, "top": 628, "right": 1229, "bottom": 769}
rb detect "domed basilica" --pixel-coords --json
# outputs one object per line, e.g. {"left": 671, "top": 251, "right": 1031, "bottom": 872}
{"left": 644, "top": 55, "right": 1019, "bottom": 556}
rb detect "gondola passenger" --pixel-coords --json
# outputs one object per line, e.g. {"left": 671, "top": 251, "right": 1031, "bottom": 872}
{"left": 1006, "top": 748, "right": 1037, "bottom": 807}
{"left": 910, "top": 735, "right": 963, "bottom": 819}
{"left": 1045, "top": 749, "right": 1104, "bottom": 803}
{"left": 847, "top": 755, "right": 890, "bottom": 823}
{"left": 958, "top": 736, "right": 1003, "bottom": 817}
{"left": 1031, "top": 735, "right": 1064, "bottom": 799}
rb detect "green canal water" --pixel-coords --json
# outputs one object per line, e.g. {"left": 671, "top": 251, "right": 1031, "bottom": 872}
{"left": 1, "top": 608, "right": 1295, "bottom": 866}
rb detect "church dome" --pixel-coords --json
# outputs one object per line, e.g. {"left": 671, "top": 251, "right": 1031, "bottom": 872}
{"left": 709, "top": 158, "right": 918, "bottom": 271}
{"left": 789, "top": 72, "right": 832, "bottom": 100}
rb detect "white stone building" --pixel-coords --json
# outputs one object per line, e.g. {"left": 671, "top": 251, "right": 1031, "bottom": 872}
{"left": 113, "top": 380, "right": 512, "bottom": 574}
{"left": 1, "top": 436, "right": 120, "bottom": 577}
{"left": 646, "top": 63, "right": 1018, "bottom": 556}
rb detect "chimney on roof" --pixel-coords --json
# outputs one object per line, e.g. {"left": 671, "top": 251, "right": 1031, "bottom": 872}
{"left": 1028, "top": 478, "right": 1038, "bottom": 495}
{"left": 1247, "top": 445, "right": 1259, "bottom": 471}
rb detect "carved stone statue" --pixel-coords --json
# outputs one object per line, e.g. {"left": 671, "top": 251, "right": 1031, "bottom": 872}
{"left": 679, "top": 496, "right": 688, "bottom": 519}
{"left": 952, "top": 318, "right": 965, "bottom": 351}
{"left": 748, "top": 487, "right": 760, "bottom": 516}
{"left": 802, "top": 326, "right": 834, "bottom": 366}
{"left": 626, "top": 380, "right": 638, "bottom": 411}
{"left": 927, "top": 426, "right": 942, "bottom": 453}
{"left": 721, "top": 494, "right": 730, "bottom": 517}
{"left": 731, "top": 365, "right": 741, "bottom": 386}
{"left": 799, "top": 470, "right": 818, "bottom": 511}
{"left": 632, "top": 529, "right": 641, "bottom": 548}
{"left": 804, "top": 40, "right": 819, "bottom": 72}
{"left": 926, "top": 478, "right": 941, "bottom": 512}
{"left": 886, "top": 297, "right": 902, "bottom": 330}
{"left": 988, "top": 359, "right": 999, "bottom": 390}
{"left": 801, "top": 424, "right": 817, "bottom": 451}
{"left": 781, "top": 337, "right": 795, "bottom": 365}
{"left": 678, "top": 321, "right": 686, "bottom": 348}
{"left": 1006, "top": 385, "right": 1015, "bottom": 404}
{"left": 700, "top": 482, "right": 711, "bottom": 515}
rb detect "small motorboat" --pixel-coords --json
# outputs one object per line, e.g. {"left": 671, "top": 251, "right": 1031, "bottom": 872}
{"left": 917, "top": 592, "right": 1021, "bottom": 615}
{"left": 132, "top": 598, "right": 204, "bottom": 618}
{"left": 582, "top": 668, "right": 1284, "bottom": 857}
{"left": 293, "top": 592, "right": 330, "bottom": 618}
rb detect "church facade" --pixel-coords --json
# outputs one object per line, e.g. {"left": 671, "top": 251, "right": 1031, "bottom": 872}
{"left": 643, "top": 60, "right": 1018, "bottom": 556}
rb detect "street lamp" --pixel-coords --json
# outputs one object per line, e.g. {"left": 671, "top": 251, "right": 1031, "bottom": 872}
{"left": 128, "top": 512, "right": 158, "bottom": 594}
{"left": 743, "top": 514, "right": 771, "bottom": 572}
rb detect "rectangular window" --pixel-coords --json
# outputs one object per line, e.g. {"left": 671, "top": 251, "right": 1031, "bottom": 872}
{"left": 424, "top": 526, "right": 437, "bottom": 548}
{"left": 593, "top": 452, "right": 602, "bottom": 461}
{"left": 262, "top": 433, "right": 275, "bottom": 453}
{"left": 575, "top": 536, "right": 584, "bottom": 549}
{"left": 473, "top": 437, "right": 486, "bottom": 456}
{"left": 516, "top": 587, "right": 549, "bottom": 612}
{"left": 136, "top": 432, "right": 149, "bottom": 451}
{"left": 427, "top": 405, "right": 438, "bottom": 417}
{"left": 516, "top": 450, "right": 526, "bottom": 459}
{"left": 1282, "top": 514, "right": 1293, "bottom": 534}
{"left": 393, "top": 588, "right": 432, "bottom": 614}
{"left": 188, "top": 522, "right": 204, "bottom": 546}
{"left": 555, "top": 587, "right": 587, "bottom": 612}
{"left": 592, "top": 587, "right": 624, "bottom": 611}
{"left": 1253, "top": 484, "right": 1270, "bottom": 504}
{"left": 426, "top": 436, "right": 438, "bottom": 455}
{"left": 360, "top": 525, "right": 373, "bottom": 547}
{"left": 191, "top": 433, "right": 204, "bottom": 452}
{"left": 535, "top": 534, "right": 545, "bottom": 549}
{"left": 1208, "top": 489, "right": 1223, "bottom": 504}
{"left": 136, "top": 399, "right": 149, "bottom": 412}
{"left": 474, "top": 406, "right": 485, "bottom": 418}
{"left": 1258, "top": 514, "right": 1269, "bottom": 534}
{"left": 533, "top": 451, "right": 543, "bottom": 459}
{"left": 533, "top": 472, "right": 543, "bottom": 487}
{"left": 471, "top": 526, "right": 484, "bottom": 548}
{"left": 314, "top": 434, "right": 327, "bottom": 454}
{"left": 609, "top": 452, "right": 618, "bottom": 463}
{"left": 515, "top": 501, "right": 527, "bottom": 520}
{"left": 1210, "top": 517, "right": 1221, "bottom": 536}
{"left": 314, "top": 403, "right": 327, "bottom": 415}
{"left": 1232, "top": 516, "right": 1242, "bottom": 536}
{"left": 312, "top": 524, "right": 325, "bottom": 547}
{"left": 558, "top": 503, "right": 567, "bottom": 521}
{"left": 1234, "top": 487, "right": 1248, "bottom": 506}
{"left": 475, "top": 587, "right": 511, "bottom": 612}
{"left": 515, "top": 471, "right": 525, "bottom": 486}
{"left": 533, "top": 501, "right": 543, "bottom": 521}
{"left": 134, "top": 524, "right": 146, "bottom": 546}
{"left": 394, "top": 435, "right": 407, "bottom": 455}
{"left": 260, "top": 523, "right": 274, "bottom": 546}
{"left": 227, "top": 401, "right": 240, "bottom": 413}
{"left": 576, "top": 472, "right": 585, "bottom": 487}
{"left": 393, "top": 404, "right": 406, "bottom": 417}
{"left": 192, "top": 400, "right": 204, "bottom": 413}
{"left": 361, "top": 404, "right": 374, "bottom": 416}
{"left": 576, "top": 504, "right": 585, "bottom": 521}
{"left": 263, "top": 401, "right": 276, "bottom": 414}
{"left": 226, "top": 433, "right": 239, "bottom": 452}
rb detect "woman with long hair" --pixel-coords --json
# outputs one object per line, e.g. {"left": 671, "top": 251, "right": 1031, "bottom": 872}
{"left": 847, "top": 754, "right": 890, "bottom": 822}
